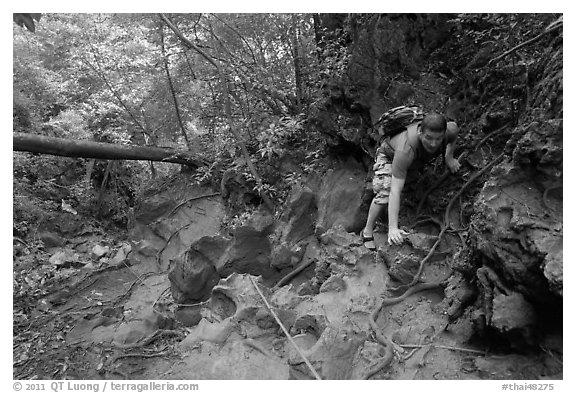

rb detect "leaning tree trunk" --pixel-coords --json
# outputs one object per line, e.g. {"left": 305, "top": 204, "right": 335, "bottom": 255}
{"left": 13, "top": 133, "right": 206, "bottom": 169}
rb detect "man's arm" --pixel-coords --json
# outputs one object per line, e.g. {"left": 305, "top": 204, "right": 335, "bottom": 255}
{"left": 388, "top": 175, "right": 408, "bottom": 245}
{"left": 444, "top": 121, "right": 461, "bottom": 173}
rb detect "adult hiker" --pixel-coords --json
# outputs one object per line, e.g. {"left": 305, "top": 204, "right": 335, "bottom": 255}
{"left": 361, "top": 112, "right": 461, "bottom": 250}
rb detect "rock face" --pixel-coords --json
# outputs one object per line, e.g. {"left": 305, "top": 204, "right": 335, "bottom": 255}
{"left": 309, "top": 14, "right": 454, "bottom": 156}
{"left": 467, "top": 38, "right": 563, "bottom": 342}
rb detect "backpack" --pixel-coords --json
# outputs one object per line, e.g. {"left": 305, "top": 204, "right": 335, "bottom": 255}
{"left": 374, "top": 105, "right": 425, "bottom": 140}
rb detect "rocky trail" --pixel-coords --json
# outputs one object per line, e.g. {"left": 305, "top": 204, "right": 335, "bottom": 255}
{"left": 12, "top": 155, "right": 562, "bottom": 380}
{"left": 12, "top": 13, "right": 563, "bottom": 383}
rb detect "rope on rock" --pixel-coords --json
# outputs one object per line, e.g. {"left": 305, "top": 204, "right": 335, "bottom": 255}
{"left": 249, "top": 276, "right": 322, "bottom": 380}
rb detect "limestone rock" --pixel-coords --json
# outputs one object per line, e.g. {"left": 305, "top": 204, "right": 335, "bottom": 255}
{"left": 210, "top": 273, "right": 264, "bottom": 320}
{"left": 91, "top": 244, "right": 110, "bottom": 260}
{"left": 38, "top": 232, "right": 64, "bottom": 247}
{"left": 109, "top": 243, "right": 132, "bottom": 266}
{"left": 270, "top": 242, "right": 304, "bottom": 271}
{"left": 319, "top": 225, "right": 361, "bottom": 248}
{"left": 290, "top": 326, "right": 366, "bottom": 379}
{"left": 543, "top": 245, "right": 563, "bottom": 296}
{"left": 387, "top": 253, "right": 420, "bottom": 285}
{"left": 278, "top": 184, "right": 317, "bottom": 244}
{"left": 168, "top": 243, "right": 222, "bottom": 303}
{"left": 316, "top": 166, "right": 367, "bottom": 234}
{"left": 175, "top": 304, "right": 203, "bottom": 327}
{"left": 320, "top": 275, "right": 346, "bottom": 293}
{"left": 49, "top": 249, "right": 80, "bottom": 266}
{"left": 179, "top": 318, "right": 236, "bottom": 347}
{"left": 491, "top": 292, "right": 537, "bottom": 341}
{"left": 216, "top": 226, "right": 274, "bottom": 279}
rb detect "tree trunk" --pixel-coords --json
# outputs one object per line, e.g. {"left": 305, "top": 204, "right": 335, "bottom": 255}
{"left": 13, "top": 133, "right": 206, "bottom": 169}
{"left": 159, "top": 23, "right": 192, "bottom": 150}
{"left": 160, "top": 13, "right": 275, "bottom": 213}
{"left": 291, "top": 14, "right": 303, "bottom": 112}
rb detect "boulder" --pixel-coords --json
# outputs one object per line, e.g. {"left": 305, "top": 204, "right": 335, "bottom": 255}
{"left": 315, "top": 166, "right": 367, "bottom": 234}
{"left": 491, "top": 292, "right": 537, "bottom": 344}
{"left": 270, "top": 242, "right": 305, "bottom": 271}
{"left": 91, "top": 244, "right": 110, "bottom": 260}
{"left": 277, "top": 184, "right": 317, "bottom": 244}
{"left": 319, "top": 225, "right": 361, "bottom": 248}
{"left": 49, "top": 248, "right": 80, "bottom": 267}
{"left": 168, "top": 240, "right": 222, "bottom": 303}
{"left": 109, "top": 243, "right": 132, "bottom": 266}
{"left": 319, "top": 274, "right": 347, "bottom": 293}
{"left": 386, "top": 252, "right": 421, "bottom": 285}
{"left": 216, "top": 226, "right": 275, "bottom": 279}
{"left": 38, "top": 232, "right": 64, "bottom": 247}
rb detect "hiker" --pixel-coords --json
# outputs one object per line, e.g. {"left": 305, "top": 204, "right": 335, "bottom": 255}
{"left": 361, "top": 112, "right": 460, "bottom": 249}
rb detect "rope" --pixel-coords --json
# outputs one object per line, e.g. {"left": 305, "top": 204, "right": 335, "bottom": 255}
{"left": 249, "top": 276, "right": 322, "bottom": 380}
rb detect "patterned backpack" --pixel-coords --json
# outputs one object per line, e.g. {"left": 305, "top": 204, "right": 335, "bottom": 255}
{"left": 374, "top": 105, "right": 425, "bottom": 140}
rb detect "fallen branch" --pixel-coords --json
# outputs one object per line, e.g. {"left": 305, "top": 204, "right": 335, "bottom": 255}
{"left": 249, "top": 276, "right": 322, "bottom": 380}
{"left": 273, "top": 258, "right": 315, "bottom": 289}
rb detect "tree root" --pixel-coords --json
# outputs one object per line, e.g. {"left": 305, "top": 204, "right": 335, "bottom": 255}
{"left": 409, "top": 215, "right": 443, "bottom": 230}
{"left": 473, "top": 123, "right": 512, "bottom": 153}
{"left": 402, "top": 153, "right": 505, "bottom": 290}
{"left": 361, "top": 298, "right": 395, "bottom": 380}
{"left": 156, "top": 223, "right": 192, "bottom": 267}
{"left": 111, "top": 329, "right": 185, "bottom": 350}
{"left": 362, "top": 280, "right": 447, "bottom": 379}
{"left": 416, "top": 124, "right": 510, "bottom": 217}
{"left": 381, "top": 280, "right": 448, "bottom": 305}
{"left": 273, "top": 258, "right": 315, "bottom": 289}
{"left": 108, "top": 350, "right": 170, "bottom": 365}
{"left": 487, "top": 17, "right": 563, "bottom": 66}
{"left": 399, "top": 343, "right": 486, "bottom": 355}
{"left": 167, "top": 192, "right": 220, "bottom": 218}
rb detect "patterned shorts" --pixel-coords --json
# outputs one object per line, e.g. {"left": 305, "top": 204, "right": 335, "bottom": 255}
{"left": 371, "top": 146, "right": 393, "bottom": 205}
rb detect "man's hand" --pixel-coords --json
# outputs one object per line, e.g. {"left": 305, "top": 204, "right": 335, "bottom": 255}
{"left": 446, "top": 157, "right": 461, "bottom": 173}
{"left": 388, "top": 228, "right": 409, "bottom": 245}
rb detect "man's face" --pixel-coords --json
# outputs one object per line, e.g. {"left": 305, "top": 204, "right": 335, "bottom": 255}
{"left": 419, "top": 128, "right": 445, "bottom": 153}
